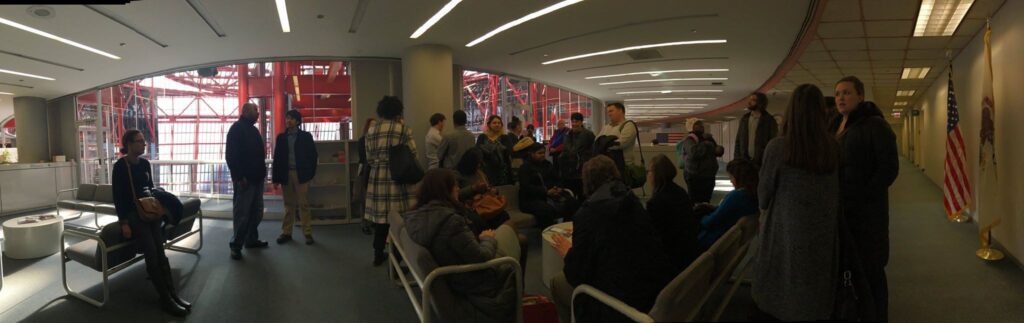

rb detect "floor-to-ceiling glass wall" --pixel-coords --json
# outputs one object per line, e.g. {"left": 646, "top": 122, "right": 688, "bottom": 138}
{"left": 74, "top": 60, "right": 351, "bottom": 197}
{"left": 461, "top": 69, "right": 594, "bottom": 141}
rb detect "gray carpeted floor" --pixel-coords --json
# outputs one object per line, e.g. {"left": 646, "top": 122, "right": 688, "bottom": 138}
{"left": 1, "top": 157, "right": 1023, "bottom": 322}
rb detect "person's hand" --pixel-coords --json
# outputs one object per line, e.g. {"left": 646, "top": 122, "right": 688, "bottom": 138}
{"left": 121, "top": 223, "right": 132, "bottom": 239}
{"left": 547, "top": 188, "right": 560, "bottom": 197}
{"left": 479, "top": 230, "right": 496, "bottom": 240}
{"left": 552, "top": 234, "right": 572, "bottom": 257}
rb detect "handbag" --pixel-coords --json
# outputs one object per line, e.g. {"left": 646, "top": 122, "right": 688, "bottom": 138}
{"left": 471, "top": 171, "right": 508, "bottom": 219}
{"left": 833, "top": 213, "right": 878, "bottom": 321}
{"left": 619, "top": 120, "right": 647, "bottom": 189}
{"left": 387, "top": 121, "right": 424, "bottom": 184}
{"left": 522, "top": 294, "right": 559, "bottom": 323}
{"left": 125, "top": 160, "right": 165, "bottom": 222}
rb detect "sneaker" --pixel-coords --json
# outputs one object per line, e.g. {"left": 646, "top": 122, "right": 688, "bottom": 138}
{"left": 305, "top": 235, "right": 315, "bottom": 245}
{"left": 373, "top": 253, "right": 386, "bottom": 267}
{"left": 276, "top": 235, "right": 292, "bottom": 244}
{"left": 230, "top": 249, "right": 242, "bottom": 260}
{"left": 244, "top": 240, "right": 269, "bottom": 249}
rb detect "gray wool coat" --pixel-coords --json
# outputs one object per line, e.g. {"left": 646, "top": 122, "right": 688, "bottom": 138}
{"left": 751, "top": 137, "right": 839, "bottom": 321}
{"left": 403, "top": 201, "right": 518, "bottom": 323}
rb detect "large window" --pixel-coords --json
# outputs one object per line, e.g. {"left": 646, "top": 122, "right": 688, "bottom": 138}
{"left": 462, "top": 69, "right": 594, "bottom": 140}
{"left": 75, "top": 60, "right": 351, "bottom": 195}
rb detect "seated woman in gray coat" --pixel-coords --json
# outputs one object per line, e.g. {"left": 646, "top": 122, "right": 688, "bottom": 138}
{"left": 752, "top": 84, "right": 840, "bottom": 321}
{"left": 403, "top": 168, "right": 518, "bottom": 323}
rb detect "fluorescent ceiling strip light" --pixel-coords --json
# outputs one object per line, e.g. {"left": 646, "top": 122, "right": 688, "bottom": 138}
{"left": 275, "top": 0, "right": 291, "bottom": 32}
{"left": 624, "top": 98, "right": 717, "bottom": 101}
{"left": 0, "top": 68, "right": 55, "bottom": 81}
{"left": 618, "top": 97, "right": 716, "bottom": 101}
{"left": 0, "top": 17, "right": 120, "bottom": 59}
{"left": 543, "top": 39, "right": 727, "bottom": 64}
{"left": 0, "top": 92, "right": 13, "bottom": 95}
{"left": 618, "top": 90, "right": 723, "bottom": 95}
{"left": 901, "top": 67, "right": 930, "bottom": 79}
{"left": 894, "top": 102, "right": 908, "bottom": 106}
{"left": 628, "top": 104, "right": 707, "bottom": 107}
{"left": 466, "top": 0, "right": 582, "bottom": 47}
{"left": 913, "top": 0, "right": 975, "bottom": 37}
{"left": 599, "top": 78, "right": 727, "bottom": 86}
{"left": 411, "top": 0, "right": 462, "bottom": 38}
{"left": 896, "top": 90, "right": 916, "bottom": 96}
{"left": 585, "top": 69, "right": 729, "bottom": 79}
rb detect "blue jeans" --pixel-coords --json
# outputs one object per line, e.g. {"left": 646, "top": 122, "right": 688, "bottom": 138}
{"left": 230, "top": 180, "right": 264, "bottom": 250}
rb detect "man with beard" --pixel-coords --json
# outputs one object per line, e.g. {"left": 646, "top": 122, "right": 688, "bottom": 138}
{"left": 734, "top": 92, "right": 778, "bottom": 165}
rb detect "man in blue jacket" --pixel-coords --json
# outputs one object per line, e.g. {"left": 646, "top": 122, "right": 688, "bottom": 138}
{"left": 272, "top": 110, "right": 318, "bottom": 245}
{"left": 226, "top": 103, "right": 269, "bottom": 260}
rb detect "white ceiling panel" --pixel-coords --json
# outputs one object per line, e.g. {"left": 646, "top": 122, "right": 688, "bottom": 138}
{"left": 869, "top": 50, "right": 906, "bottom": 60}
{"left": 861, "top": 0, "right": 919, "bottom": 20}
{"left": 868, "top": 37, "right": 909, "bottom": 50}
{"left": 823, "top": 38, "right": 867, "bottom": 50}
{"left": 831, "top": 50, "right": 870, "bottom": 60}
{"left": 821, "top": 0, "right": 862, "bottom": 21}
{"left": 908, "top": 37, "right": 952, "bottom": 49}
{"left": 818, "top": 22, "right": 865, "bottom": 38}
{"left": 864, "top": 21, "right": 914, "bottom": 37}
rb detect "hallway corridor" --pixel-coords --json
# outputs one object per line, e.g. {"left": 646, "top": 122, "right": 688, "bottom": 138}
{"left": 886, "top": 158, "right": 1024, "bottom": 322}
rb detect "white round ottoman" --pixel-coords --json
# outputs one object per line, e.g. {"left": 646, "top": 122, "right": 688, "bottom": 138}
{"left": 541, "top": 222, "right": 573, "bottom": 289}
{"left": 2, "top": 215, "right": 64, "bottom": 259}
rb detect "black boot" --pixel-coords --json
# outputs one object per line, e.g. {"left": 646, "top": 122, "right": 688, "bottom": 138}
{"left": 160, "top": 294, "right": 189, "bottom": 317}
{"left": 163, "top": 259, "right": 192, "bottom": 310}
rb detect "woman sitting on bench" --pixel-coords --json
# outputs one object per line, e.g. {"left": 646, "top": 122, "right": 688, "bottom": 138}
{"left": 403, "top": 168, "right": 518, "bottom": 322}
{"left": 111, "top": 129, "right": 192, "bottom": 317}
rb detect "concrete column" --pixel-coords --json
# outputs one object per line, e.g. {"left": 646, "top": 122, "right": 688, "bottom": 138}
{"left": 350, "top": 59, "right": 402, "bottom": 138}
{"left": 14, "top": 96, "right": 49, "bottom": 163}
{"left": 402, "top": 44, "right": 454, "bottom": 165}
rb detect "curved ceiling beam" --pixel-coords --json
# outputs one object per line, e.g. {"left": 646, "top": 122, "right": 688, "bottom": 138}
{"left": 639, "top": 0, "right": 828, "bottom": 125}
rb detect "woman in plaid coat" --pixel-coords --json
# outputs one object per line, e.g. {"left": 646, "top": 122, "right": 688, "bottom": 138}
{"left": 365, "top": 96, "right": 418, "bottom": 266}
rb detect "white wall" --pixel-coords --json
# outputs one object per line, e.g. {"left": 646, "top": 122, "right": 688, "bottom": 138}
{"left": 912, "top": 0, "right": 1024, "bottom": 260}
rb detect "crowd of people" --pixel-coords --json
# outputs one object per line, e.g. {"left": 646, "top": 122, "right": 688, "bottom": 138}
{"left": 110, "top": 73, "right": 898, "bottom": 320}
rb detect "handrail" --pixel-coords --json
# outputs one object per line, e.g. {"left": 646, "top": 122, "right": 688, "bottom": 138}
{"left": 571, "top": 284, "right": 654, "bottom": 323}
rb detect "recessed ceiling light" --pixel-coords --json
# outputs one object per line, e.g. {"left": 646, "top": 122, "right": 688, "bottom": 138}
{"left": 543, "top": 39, "right": 727, "bottom": 64}
{"left": 599, "top": 78, "right": 727, "bottom": 86}
{"left": 896, "top": 90, "right": 916, "bottom": 96}
{"left": 901, "top": 67, "right": 931, "bottom": 79}
{"left": 618, "top": 90, "right": 723, "bottom": 95}
{"left": 585, "top": 69, "right": 729, "bottom": 80}
{"left": 275, "top": 0, "right": 291, "bottom": 32}
{"left": 894, "top": 101, "right": 908, "bottom": 106}
{"left": 618, "top": 96, "right": 716, "bottom": 100}
{"left": 0, "top": 68, "right": 55, "bottom": 81}
{"left": 466, "top": 0, "right": 582, "bottom": 47}
{"left": 0, "top": 17, "right": 120, "bottom": 59}
{"left": 410, "top": 0, "right": 462, "bottom": 38}
{"left": 914, "top": 0, "right": 975, "bottom": 37}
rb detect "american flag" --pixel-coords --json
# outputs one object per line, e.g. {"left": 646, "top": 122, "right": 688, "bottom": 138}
{"left": 656, "top": 133, "right": 687, "bottom": 143}
{"left": 943, "top": 66, "right": 973, "bottom": 220}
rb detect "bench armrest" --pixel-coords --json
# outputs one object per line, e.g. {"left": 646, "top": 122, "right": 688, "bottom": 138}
{"left": 572, "top": 284, "right": 654, "bottom": 323}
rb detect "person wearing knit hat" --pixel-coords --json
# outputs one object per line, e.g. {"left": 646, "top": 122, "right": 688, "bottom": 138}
{"left": 517, "top": 138, "right": 568, "bottom": 227}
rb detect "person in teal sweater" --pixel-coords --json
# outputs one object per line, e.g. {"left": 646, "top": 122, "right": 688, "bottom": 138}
{"left": 697, "top": 159, "right": 760, "bottom": 250}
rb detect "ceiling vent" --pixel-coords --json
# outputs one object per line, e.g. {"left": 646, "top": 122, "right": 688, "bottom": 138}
{"left": 626, "top": 49, "right": 663, "bottom": 60}
{"left": 27, "top": 6, "right": 55, "bottom": 19}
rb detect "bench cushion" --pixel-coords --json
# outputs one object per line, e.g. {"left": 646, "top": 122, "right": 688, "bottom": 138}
{"left": 94, "top": 203, "right": 117, "bottom": 215}
{"left": 77, "top": 184, "right": 98, "bottom": 201}
{"left": 66, "top": 223, "right": 138, "bottom": 271}
{"left": 93, "top": 185, "right": 114, "bottom": 204}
